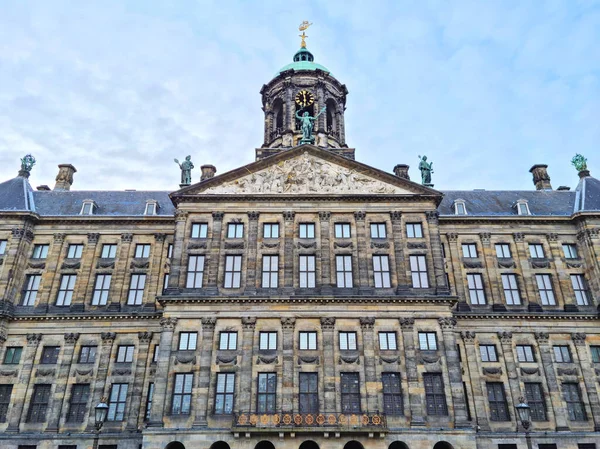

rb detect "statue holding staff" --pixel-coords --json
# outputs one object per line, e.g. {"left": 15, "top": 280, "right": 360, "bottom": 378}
{"left": 418, "top": 155, "right": 434, "bottom": 185}
{"left": 174, "top": 155, "right": 194, "bottom": 186}
{"left": 295, "top": 106, "right": 326, "bottom": 144}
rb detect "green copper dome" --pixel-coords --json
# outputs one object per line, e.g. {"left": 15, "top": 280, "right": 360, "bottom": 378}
{"left": 277, "top": 47, "right": 330, "bottom": 75}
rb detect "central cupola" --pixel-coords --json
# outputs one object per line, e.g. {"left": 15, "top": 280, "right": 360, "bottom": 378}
{"left": 257, "top": 23, "right": 353, "bottom": 161}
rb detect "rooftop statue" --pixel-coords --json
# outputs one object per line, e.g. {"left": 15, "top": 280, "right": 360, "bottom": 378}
{"left": 418, "top": 155, "right": 433, "bottom": 186}
{"left": 20, "top": 154, "right": 36, "bottom": 173}
{"left": 571, "top": 154, "right": 587, "bottom": 172}
{"left": 296, "top": 107, "right": 326, "bottom": 145}
{"left": 174, "top": 155, "right": 194, "bottom": 186}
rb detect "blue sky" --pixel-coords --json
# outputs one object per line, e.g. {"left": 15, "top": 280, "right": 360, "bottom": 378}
{"left": 1, "top": 0, "right": 599, "bottom": 191}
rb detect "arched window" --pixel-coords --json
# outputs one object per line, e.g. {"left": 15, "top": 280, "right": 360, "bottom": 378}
{"left": 165, "top": 442, "right": 186, "bottom": 449}
{"left": 326, "top": 99, "right": 337, "bottom": 133}
{"left": 255, "top": 441, "right": 276, "bottom": 449}
{"left": 272, "top": 98, "right": 284, "bottom": 132}
{"left": 433, "top": 442, "right": 454, "bottom": 449}
{"left": 515, "top": 199, "right": 531, "bottom": 215}
{"left": 80, "top": 199, "right": 97, "bottom": 215}
{"left": 210, "top": 442, "right": 231, "bottom": 449}
{"left": 389, "top": 442, "right": 409, "bottom": 449}
{"left": 299, "top": 441, "right": 320, "bottom": 449}
{"left": 453, "top": 199, "right": 467, "bottom": 215}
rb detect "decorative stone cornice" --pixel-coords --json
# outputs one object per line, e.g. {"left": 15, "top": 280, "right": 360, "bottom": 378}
{"left": 370, "top": 241, "right": 390, "bottom": 249}
{"left": 425, "top": 211, "right": 439, "bottom": 224}
{"left": 27, "top": 333, "right": 42, "bottom": 346}
{"left": 121, "top": 233, "right": 133, "bottom": 243}
{"left": 479, "top": 233, "right": 491, "bottom": 246}
{"left": 64, "top": 333, "right": 80, "bottom": 344}
{"left": 438, "top": 317, "right": 457, "bottom": 330}
{"left": 399, "top": 317, "right": 414, "bottom": 330}
{"left": 159, "top": 317, "right": 178, "bottom": 331}
{"left": 283, "top": 211, "right": 295, "bottom": 221}
{"left": 460, "top": 331, "right": 476, "bottom": 343}
{"left": 101, "top": 332, "right": 116, "bottom": 345}
{"left": 242, "top": 316, "right": 257, "bottom": 330}
{"left": 211, "top": 211, "right": 224, "bottom": 221}
{"left": 318, "top": 211, "right": 331, "bottom": 221}
{"left": 247, "top": 211, "right": 260, "bottom": 221}
{"left": 447, "top": 233, "right": 458, "bottom": 242}
{"left": 513, "top": 232, "right": 525, "bottom": 242}
{"left": 497, "top": 331, "right": 512, "bottom": 344}
{"left": 320, "top": 317, "right": 335, "bottom": 330}
{"left": 175, "top": 210, "right": 189, "bottom": 222}
{"left": 354, "top": 211, "right": 366, "bottom": 221}
{"left": 154, "top": 233, "right": 166, "bottom": 242}
{"left": 87, "top": 233, "right": 100, "bottom": 244}
{"left": 360, "top": 317, "right": 375, "bottom": 329}
{"left": 138, "top": 331, "right": 153, "bottom": 343}
{"left": 281, "top": 317, "right": 296, "bottom": 330}
{"left": 389, "top": 211, "right": 402, "bottom": 222}
{"left": 546, "top": 233, "right": 559, "bottom": 242}
{"left": 53, "top": 233, "right": 66, "bottom": 243}
{"left": 201, "top": 317, "right": 216, "bottom": 330}
{"left": 534, "top": 332, "right": 549, "bottom": 344}
{"left": 571, "top": 333, "right": 587, "bottom": 346}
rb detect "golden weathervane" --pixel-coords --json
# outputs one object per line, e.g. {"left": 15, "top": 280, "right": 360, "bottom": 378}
{"left": 299, "top": 21, "right": 312, "bottom": 48}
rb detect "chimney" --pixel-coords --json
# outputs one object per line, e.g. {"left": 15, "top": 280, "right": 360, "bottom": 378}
{"left": 54, "top": 164, "right": 77, "bottom": 191}
{"left": 393, "top": 164, "right": 410, "bottom": 180}
{"left": 201, "top": 164, "right": 217, "bottom": 181}
{"left": 529, "top": 164, "right": 552, "bottom": 190}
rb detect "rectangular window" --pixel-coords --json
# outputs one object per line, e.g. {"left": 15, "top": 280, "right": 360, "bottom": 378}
{"left": 553, "top": 346, "right": 572, "bottom": 363}
{"left": 219, "top": 332, "right": 237, "bottom": 351}
{"left": 41, "top": 346, "right": 60, "bottom": 364}
{"left": 418, "top": 332, "right": 437, "bottom": 351}
{"left": 335, "top": 255, "right": 353, "bottom": 288}
{"left": 227, "top": 223, "right": 244, "bottom": 239}
{"left": 0, "top": 384, "right": 12, "bottom": 422}
{"left": 516, "top": 345, "right": 535, "bottom": 362}
{"left": 462, "top": 243, "right": 478, "bottom": 258}
{"left": 571, "top": 274, "right": 590, "bottom": 306}
{"left": 529, "top": 243, "right": 545, "bottom": 259}
{"left": 214, "top": 373, "right": 235, "bottom": 414}
{"left": 370, "top": 223, "right": 387, "bottom": 239}
{"left": 171, "top": 373, "right": 193, "bottom": 415}
{"left": 382, "top": 373, "right": 403, "bottom": 416}
{"left": 339, "top": 332, "right": 357, "bottom": 351}
{"left": 0, "top": 240, "right": 6, "bottom": 255}
{"left": 92, "top": 274, "right": 111, "bottom": 305}
{"left": 107, "top": 383, "right": 128, "bottom": 421}
{"left": 373, "top": 255, "right": 391, "bottom": 288}
{"left": 424, "top": 373, "right": 448, "bottom": 415}
{"left": 152, "top": 345, "right": 159, "bottom": 363}
{"left": 27, "top": 384, "right": 51, "bottom": 422}
{"left": 379, "top": 332, "right": 397, "bottom": 351}
{"left": 22, "top": 274, "right": 41, "bottom": 306}
{"left": 78, "top": 346, "right": 97, "bottom": 364}
{"left": 101, "top": 244, "right": 117, "bottom": 258}
{"left": 257, "top": 373, "right": 277, "bottom": 413}
{"left": 186, "top": 255, "right": 205, "bottom": 288}
{"left": 467, "top": 273, "right": 486, "bottom": 305}
{"left": 3, "top": 347, "right": 22, "bottom": 364}
{"left": 562, "top": 244, "right": 578, "bottom": 259}
{"left": 501, "top": 274, "right": 521, "bottom": 305}
{"left": 263, "top": 223, "right": 279, "bottom": 239}
{"left": 538, "top": 445, "right": 558, "bottom": 449}
{"left": 127, "top": 274, "right": 146, "bottom": 305}
{"left": 340, "top": 372, "right": 361, "bottom": 413}
{"left": 480, "top": 345, "right": 498, "bottom": 362}
{"left": 134, "top": 244, "right": 150, "bottom": 258}
{"left": 31, "top": 244, "right": 49, "bottom": 259}
{"left": 406, "top": 223, "right": 423, "bottom": 238}
{"left": 178, "top": 332, "right": 197, "bottom": 351}
{"left": 334, "top": 223, "right": 351, "bottom": 238}
{"left": 145, "top": 382, "right": 154, "bottom": 420}
{"left": 259, "top": 332, "right": 277, "bottom": 350}
{"left": 495, "top": 243, "right": 512, "bottom": 258}
{"left": 67, "top": 244, "right": 84, "bottom": 259}
{"left": 578, "top": 445, "right": 597, "bottom": 449}
{"left": 299, "top": 332, "right": 317, "bottom": 350}
{"left": 191, "top": 223, "right": 208, "bottom": 239}
{"left": 299, "top": 223, "right": 315, "bottom": 239}
{"left": 116, "top": 345, "right": 135, "bottom": 363}
{"left": 224, "top": 255, "right": 242, "bottom": 288}
{"left": 163, "top": 273, "right": 169, "bottom": 293}
{"left": 167, "top": 244, "right": 173, "bottom": 258}
{"left": 409, "top": 255, "right": 429, "bottom": 288}
{"left": 299, "top": 372, "right": 318, "bottom": 413}
{"left": 299, "top": 255, "right": 316, "bottom": 288}
{"left": 56, "top": 274, "right": 77, "bottom": 306}
{"left": 591, "top": 346, "right": 600, "bottom": 363}
{"left": 536, "top": 274, "right": 556, "bottom": 305}
{"left": 524, "top": 382, "right": 547, "bottom": 421}
{"left": 261, "top": 255, "right": 279, "bottom": 288}
{"left": 487, "top": 382, "right": 510, "bottom": 421}
{"left": 563, "top": 383, "right": 587, "bottom": 421}
{"left": 67, "top": 383, "right": 90, "bottom": 422}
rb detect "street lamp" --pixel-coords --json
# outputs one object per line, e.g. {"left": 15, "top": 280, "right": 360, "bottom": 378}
{"left": 93, "top": 398, "right": 109, "bottom": 449}
{"left": 515, "top": 397, "right": 532, "bottom": 449}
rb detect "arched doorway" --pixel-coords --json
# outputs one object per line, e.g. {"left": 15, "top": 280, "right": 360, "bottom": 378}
{"left": 299, "top": 441, "right": 320, "bottom": 449}
{"left": 210, "top": 442, "right": 231, "bottom": 449}
{"left": 165, "top": 442, "right": 186, "bottom": 449}
{"left": 389, "top": 442, "right": 409, "bottom": 449}
{"left": 433, "top": 442, "right": 454, "bottom": 449}
{"left": 255, "top": 441, "right": 276, "bottom": 449}
{"left": 343, "top": 441, "right": 364, "bottom": 449}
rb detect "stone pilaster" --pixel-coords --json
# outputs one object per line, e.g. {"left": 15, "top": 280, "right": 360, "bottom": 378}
{"left": 426, "top": 211, "right": 449, "bottom": 294}
{"left": 399, "top": 318, "right": 425, "bottom": 426}
{"left": 245, "top": 212, "right": 260, "bottom": 293}
{"left": 125, "top": 331, "right": 153, "bottom": 430}
{"left": 166, "top": 210, "right": 188, "bottom": 291}
{"left": 36, "top": 233, "right": 66, "bottom": 311}
{"left": 86, "top": 332, "right": 115, "bottom": 431}
{"left": 446, "top": 233, "right": 466, "bottom": 301}
{"left": 80, "top": 233, "right": 101, "bottom": 308}
{"left": 479, "top": 232, "right": 502, "bottom": 306}
{"left": 282, "top": 211, "right": 295, "bottom": 291}
{"left": 360, "top": 317, "right": 377, "bottom": 412}
{"left": 46, "top": 332, "right": 80, "bottom": 432}
{"left": 193, "top": 317, "right": 216, "bottom": 426}
{"left": 354, "top": 211, "right": 369, "bottom": 291}
{"left": 513, "top": 233, "right": 538, "bottom": 307}
{"left": 6, "top": 333, "right": 42, "bottom": 432}
{"left": 320, "top": 317, "right": 336, "bottom": 412}
{"left": 576, "top": 226, "right": 600, "bottom": 303}
{"left": 112, "top": 234, "right": 133, "bottom": 310}
{"left": 281, "top": 317, "right": 296, "bottom": 412}
{"left": 148, "top": 318, "right": 176, "bottom": 426}
{"left": 497, "top": 331, "right": 521, "bottom": 422}
{"left": 390, "top": 212, "right": 409, "bottom": 290}
{"left": 535, "top": 332, "right": 569, "bottom": 430}
{"left": 237, "top": 317, "right": 256, "bottom": 414}
{"left": 571, "top": 333, "right": 600, "bottom": 430}
{"left": 204, "top": 212, "right": 223, "bottom": 290}
{"left": 1, "top": 224, "right": 34, "bottom": 304}
{"left": 318, "top": 212, "right": 332, "bottom": 291}
{"left": 439, "top": 318, "right": 469, "bottom": 427}
{"left": 460, "top": 331, "right": 490, "bottom": 431}
{"left": 146, "top": 234, "right": 166, "bottom": 303}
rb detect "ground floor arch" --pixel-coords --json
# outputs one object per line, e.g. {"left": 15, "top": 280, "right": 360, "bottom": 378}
{"left": 433, "top": 442, "right": 454, "bottom": 449}
{"left": 343, "top": 441, "right": 365, "bottom": 449}
{"left": 165, "top": 442, "right": 186, "bottom": 449}
{"left": 299, "top": 440, "right": 320, "bottom": 449}
{"left": 389, "top": 442, "right": 410, "bottom": 449}
{"left": 210, "top": 442, "right": 231, "bottom": 449}
{"left": 255, "top": 441, "right": 277, "bottom": 449}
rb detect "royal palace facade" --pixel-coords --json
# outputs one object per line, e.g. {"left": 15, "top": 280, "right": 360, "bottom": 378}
{"left": 0, "top": 41, "right": 599, "bottom": 449}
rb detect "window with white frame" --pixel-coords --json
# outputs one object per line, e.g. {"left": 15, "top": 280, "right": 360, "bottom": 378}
{"left": 101, "top": 244, "right": 117, "bottom": 258}
{"left": 570, "top": 274, "right": 590, "bottom": 306}
{"left": 261, "top": 255, "right": 279, "bottom": 288}
{"left": 80, "top": 200, "right": 96, "bottom": 215}
{"left": 116, "top": 345, "right": 135, "bottom": 363}
{"left": 31, "top": 244, "right": 49, "bottom": 259}
{"left": 219, "top": 332, "right": 237, "bottom": 350}
{"left": 214, "top": 373, "right": 235, "bottom": 414}
{"left": 462, "top": 243, "right": 478, "bottom": 258}
{"left": 516, "top": 345, "right": 535, "bottom": 362}
{"left": 299, "top": 223, "right": 315, "bottom": 239}
{"left": 299, "top": 331, "right": 317, "bottom": 350}
{"left": 67, "top": 244, "right": 84, "bottom": 259}
{"left": 227, "top": 223, "right": 244, "bottom": 239}
{"left": 516, "top": 200, "right": 530, "bottom": 215}
{"left": 418, "top": 332, "right": 437, "bottom": 350}
{"left": 56, "top": 274, "right": 76, "bottom": 306}
{"left": 334, "top": 223, "right": 351, "bottom": 238}
{"left": 501, "top": 274, "right": 521, "bottom": 305}
{"left": 553, "top": 346, "right": 572, "bottom": 363}
{"left": 0, "top": 240, "right": 6, "bottom": 255}
{"left": 562, "top": 244, "right": 578, "bottom": 259}
{"left": 379, "top": 332, "right": 397, "bottom": 350}
{"left": 167, "top": 244, "right": 173, "bottom": 258}
{"left": 480, "top": 345, "right": 498, "bottom": 362}
{"left": 163, "top": 273, "right": 169, "bottom": 293}
{"left": 370, "top": 223, "right": 386, "bottom": 238}
{"left": 259, "top": 332, "right": 277, "bottom": 350}
{"left": 92, "top": 274, "right": 111, "bottom": 305}
{"left": 127, "top": 274, "right": 146, "bottom": 305}
{"left": 373, "top": 255, "right": 391, "bottom": 288}
{"left": 263, "top": 223, "right": 279, "bottom": 239}
{"left": 191, "top": 223, "right": 208, "bottom": 239}
{"left": 454, "top": 199, "right": 467, "bottom": 215}
{"left": 171, "top": 373, "right": 193, "bottom": 415}
{"left": 299, "top": 255, "right": 316, "bottom": 288}
{"left": 406, "top": 223, "right": 423, "bottom": 238}
{"left": 144, "top": 201, "right": 157, "bottom": 216}
{"left": 467, "top": 274, "right": 486, "bottom": 304}
{"left": 495, "top": 243, "right": 512, "bottom": 258}
{"left": 224, "top": 255, "right": 242, "bottom": 288}
{"left": 186, "top": 255, "right": 205, "bottom": 288}
{"left": 107, "top": 383, "right": 128, "bottom": 421}
{"left": 22, "top": 274, "right": 41, "bottom": 306}
{"left": 535, "top": 274, "right": 556, "bottom": 305}
{"left": 134, "top": 244, "right": 151, "bottom": 258}
{"left": 178, "top": 332, "right": 197, "bottom": 351}
{"left": 339, "top": 332, "right": 357, "bottom": 351}
{"left": 335, "top": 255, "right": 353, "bottom": 288}
{"left": 409, "top": 255, "right": 429, "bottom": 288}
{"left": 529, "top": 244, "right": 545, "bottom": 259}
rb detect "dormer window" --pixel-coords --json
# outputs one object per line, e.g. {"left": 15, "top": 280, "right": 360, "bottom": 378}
{"left": 80, "top": 200, "right": 96, "bottom": 215}
{"left": 454, "top": 199, "right": 468, "bottom": 215}
{"left": 144, "top": 200, "right": 158, "bottom": 216}
{"left": 515, "top": 199, "right": 531, "bottom": 216}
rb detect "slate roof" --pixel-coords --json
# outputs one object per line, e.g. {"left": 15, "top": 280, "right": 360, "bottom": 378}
{"left": 0, "top": 176, "right": 35, "bottom": 212}
{"left": 574, "top": 175, "right": 600, "bottom": 213}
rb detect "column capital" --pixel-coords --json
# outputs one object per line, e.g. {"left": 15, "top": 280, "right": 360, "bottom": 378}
{"left": 138, "top": 331, "right": 153, "bottom": 343}
{"left": 447, "top": 232, "right": 458, "bottom": 242}
{"left": 438, "top": 317, "right": 457, "bottom": 330}
{"left": 0, "top": 333, "right": 6, "bottom": 345}
{"left": 360, "top": 317, "right": 375, "bottom": 329}
{"left": 247, "top": 211, "right": 260, "bottom": 221}
{"left": 320, "top": 317, "right": 335, "bottom": 330}
{"left": 281, "top": 317, "right": 296, "bottom": 330}
{"left": 389, "top": 211, "right": 402, "bottom": 222}
{"left": 64, "top": 333, "right": 80, "bottom": 344}
{"left": 176, "top": 210, "right": 189, "bottom": 222}
{"left": 399, "top": 317, "right": 415, "bottom": 330}
{"left": 513, "top": 232, "right": 525, "bottom": 243}
{"left": 283, "top": 211, "right": 295, "bottom": 221}
{"left": 318, "top": 211, "right": 331, "bottom": 221}
{"left": 479, "top": 232, "right": 491, "bottom": 247}
{"left": 101, "top": 332, "right": 116, "bottom": 345}
{"left": 242, "top": 316, "right": 256, "bottom": 330}
{"left": 211, "top": 211, "right": 224, "bottom": 221}
{"left": 534, "top": 332, "right": 549, "bottom": 344}
{"left": 159, "top": 317, "right": 178, "bottom": 331}
{"left": 460, "top": 331, "right": 476, "bottom": 343}
{"left": 121, "top": 233, "right": 133, "bottom": 243}
{"left": 53, "top": 233, "right": 66, "bottom": 243}
{"left": 87, "top": 233, "right": 100, "bottom": 244}
{"left": 353, "top": 211, "right": 366, "bottom": 221}
{"left": 546, "top": 233, "right": 559, "bottom": 242}
{"left": 571, "top": 333, "right": 587, "bottom": 346}
{"left": 425, "top": 210, "right": 439, "bottom": 224}
{"left": 497, "top": 331, "right": 512, "bottom": 344}
{"left": 12, "top": 227, "right": 34, "bottom": 242}
{"left": 154, "top": 233, "right": 166, "bottom": 242}
{"left": 201, "top": 317, "right": 216, "bottom": 330}
{"left": 27, "top": 333, "right": 42, "bottom": 346}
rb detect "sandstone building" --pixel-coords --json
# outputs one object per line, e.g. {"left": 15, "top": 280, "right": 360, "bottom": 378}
{"left": 0, "top": 41, "right": 599, "bottom": 449}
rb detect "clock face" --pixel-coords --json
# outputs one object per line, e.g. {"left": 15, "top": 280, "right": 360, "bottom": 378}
{"left": 295, "top": 90, "right": 314, "bottom": 107}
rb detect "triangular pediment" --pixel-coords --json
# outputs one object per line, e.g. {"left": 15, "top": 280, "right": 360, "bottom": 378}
{"left": 173, "top": 145, "right": 441, "bottom": 199}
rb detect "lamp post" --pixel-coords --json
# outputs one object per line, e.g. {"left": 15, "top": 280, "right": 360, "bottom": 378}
{"left": 515, "top": 397, "right": 532, "bottom": 449}
{"left": 93, "top": 398, "right": 109, "bottom": 449}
